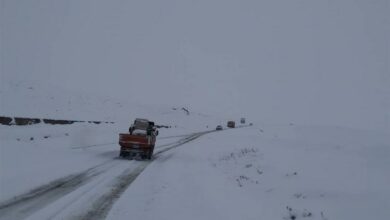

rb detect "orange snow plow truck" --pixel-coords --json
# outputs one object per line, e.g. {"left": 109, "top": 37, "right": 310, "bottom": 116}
{"left": 119, "top": 118, "right": 159, "bottom": 160}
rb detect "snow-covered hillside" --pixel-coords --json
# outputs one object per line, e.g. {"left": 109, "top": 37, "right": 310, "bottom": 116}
{"left": 1, "top": 0, "right": 389, "bottom": 131}
{"left": 0, "top": 80, "right": 228, "bottom": 125}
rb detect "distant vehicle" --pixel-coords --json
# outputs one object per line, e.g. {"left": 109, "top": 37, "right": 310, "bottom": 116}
{"left": 119, "top": 118, "right": 158, "bottom": 160}
{"left": 216, "top": 125, "right": 223, "bottom": 130}
{"left": 227, "top": 121, "right": 235, "bottom": 128}
{"left": 240, "top": 118, "right": 246, "bottom": 124}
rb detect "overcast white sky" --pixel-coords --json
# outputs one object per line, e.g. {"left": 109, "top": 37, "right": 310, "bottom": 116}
{"left": 1, "top": 0, "right": 389, "bottom": 131}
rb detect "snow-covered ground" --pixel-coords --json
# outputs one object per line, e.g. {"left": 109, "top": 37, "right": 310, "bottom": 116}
{"left": 108, "top": 125, "right": 390, "bottom": 220}
{"left": 1, "top": 119, "right": 388, "bottom": 220}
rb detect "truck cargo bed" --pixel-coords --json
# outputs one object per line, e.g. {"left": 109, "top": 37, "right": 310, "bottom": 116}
{"left": 119, "top": 133, "right": 156, "bottom": 160}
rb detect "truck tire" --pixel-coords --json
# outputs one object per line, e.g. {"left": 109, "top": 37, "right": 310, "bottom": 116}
{"left": 147, "top": 150, "right": 153, "bottom": 160}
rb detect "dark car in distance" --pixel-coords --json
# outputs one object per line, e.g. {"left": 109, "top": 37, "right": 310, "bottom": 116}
{"left": 216, "top": 125, "right": 223, "bottom": 130}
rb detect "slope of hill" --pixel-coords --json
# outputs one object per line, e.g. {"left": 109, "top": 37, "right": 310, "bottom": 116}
{"left": 1, "top": 0, "right": 389, "bottom": 131}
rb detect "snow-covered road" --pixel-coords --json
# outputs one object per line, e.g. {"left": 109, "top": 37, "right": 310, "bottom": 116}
{"left": 0, "top": 158, "right": 142, "bottom": 220}
{"left": 0, "top": 126, "right": 223, "bottom": 220}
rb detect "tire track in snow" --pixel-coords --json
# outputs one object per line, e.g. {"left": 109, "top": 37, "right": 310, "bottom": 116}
{"left": 76, "top": 162, "right": 149, "bottom": 220}
{"left": 0, "top": 159, "right": 120, "bottom": 220}
{"left": 154, "top": 131, "right": 212, "bottom": 156}
{"left": 76, "top": 131, "right": 214, "bottom": 220}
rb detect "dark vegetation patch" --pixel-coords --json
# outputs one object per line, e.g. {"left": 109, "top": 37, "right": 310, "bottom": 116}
{"left": 43, "top": 119, "right": 75, "bottom": 125}
{"left": 15, "top": 117, "right": 41, "bottom": 125}
{"left": 0, "top": 116, "right": 12, "bottom": 125}
{"left": 0, "top": 116, "right": 114, "bottom": 126}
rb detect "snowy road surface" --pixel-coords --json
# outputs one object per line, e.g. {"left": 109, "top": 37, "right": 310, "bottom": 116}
{"left": 0, "top": 127, "right": 219, "bottom": 220}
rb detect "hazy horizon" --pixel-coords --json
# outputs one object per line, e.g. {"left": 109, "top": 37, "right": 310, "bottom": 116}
{"left": 1, "top": 0, "right": 389, "bottom": 132}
